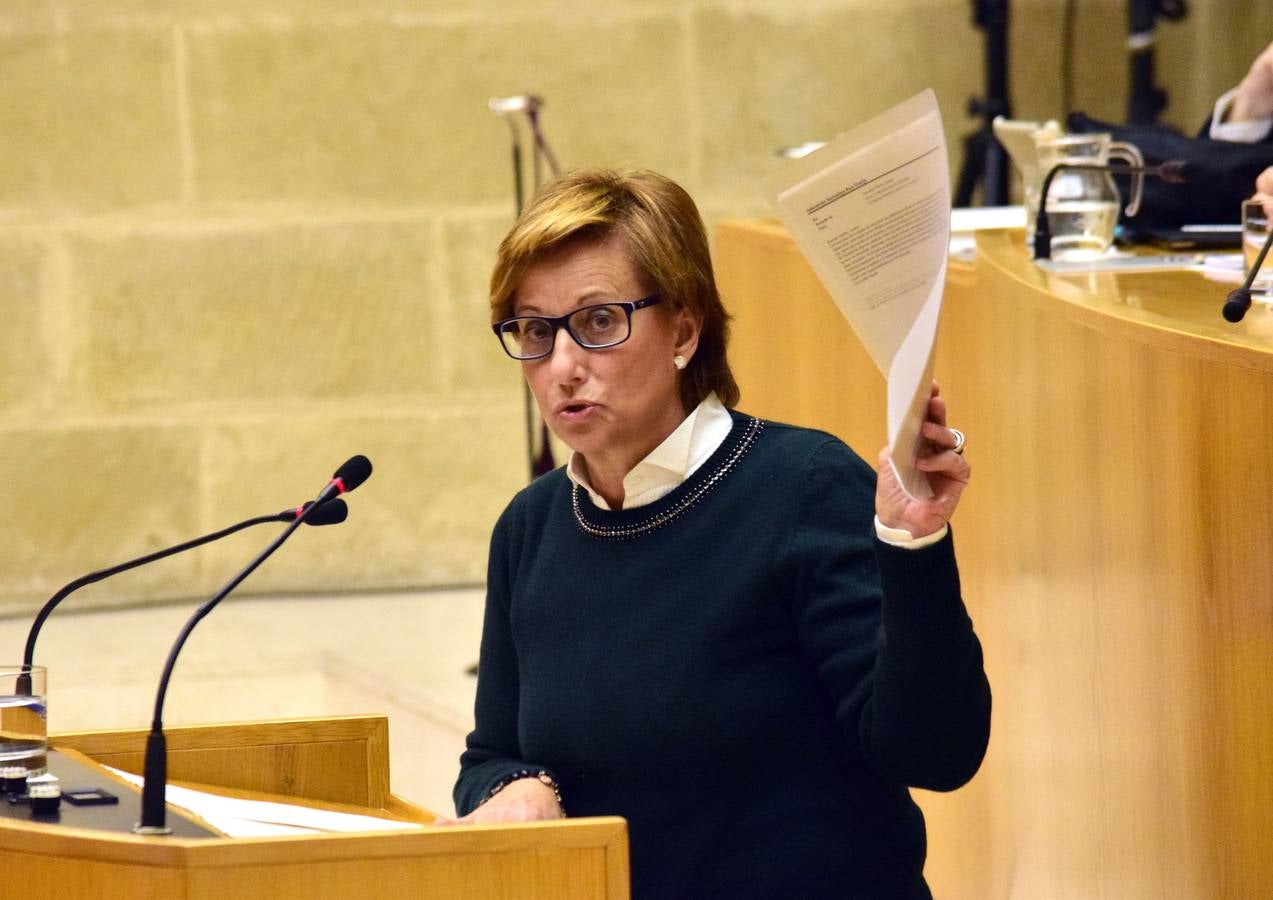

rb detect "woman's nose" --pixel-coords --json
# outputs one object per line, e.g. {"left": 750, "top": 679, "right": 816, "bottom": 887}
{"left": 546, "top": 325, "right": 587, "bottom": 378}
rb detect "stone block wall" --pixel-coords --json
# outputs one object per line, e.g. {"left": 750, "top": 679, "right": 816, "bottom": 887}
{"left": 0, "top": 0, "right": 1263, "bottom": 616}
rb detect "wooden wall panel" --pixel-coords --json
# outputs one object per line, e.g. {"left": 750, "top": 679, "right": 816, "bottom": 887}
{"left": 716, "top": 221, "right": 1273, "bottom": 899}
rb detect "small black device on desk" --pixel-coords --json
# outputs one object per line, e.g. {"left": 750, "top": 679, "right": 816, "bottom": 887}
{"left": 1126, "top": 224, "right": 1243, "bottom": 250}
{"left": 0, "top": 751, "right": 216, "bottom": 836}
{"left": 63, "top": 787, "right": 119, "bottom": 806}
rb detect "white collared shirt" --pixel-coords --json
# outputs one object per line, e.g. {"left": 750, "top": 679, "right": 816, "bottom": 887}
{"left": 568, "top": 392, "right": 733, "bottom": 511}
{"left": 566, "top": 393, "right": 946, "bottom": 549}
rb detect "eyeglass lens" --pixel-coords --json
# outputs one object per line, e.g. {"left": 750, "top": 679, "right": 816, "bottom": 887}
{"left": 500, "top": 304, "right": 630, "bottom": 358}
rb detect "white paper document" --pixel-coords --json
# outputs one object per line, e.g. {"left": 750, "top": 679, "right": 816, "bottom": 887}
{"left": 108, "top": 767, "right": 424, "bottom": 838}
{"left": 764, "top": 90, "right": 951, "bottom": 499}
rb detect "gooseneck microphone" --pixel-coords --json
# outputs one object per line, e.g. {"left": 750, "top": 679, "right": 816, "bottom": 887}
{"left": 1222, "top": 224, "right": 1273, "bottom": 323}
{"left": 19, "top": 499, "right": 349, "bottom": 681}
{"left": 135, "top": 455, "right": 372, "bottom": 834}
{"left": 1032, "top": 159, "right": 1189, "bottom": 260}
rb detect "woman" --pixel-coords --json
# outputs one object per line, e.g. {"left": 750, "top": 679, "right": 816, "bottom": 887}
{"left": 439, "top": 168, "right": 991, "bottom": 899}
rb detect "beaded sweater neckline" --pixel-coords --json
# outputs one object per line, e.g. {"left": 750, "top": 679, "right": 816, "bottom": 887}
{"left": 571, "top": 414, "right": 764, "bottom": 541}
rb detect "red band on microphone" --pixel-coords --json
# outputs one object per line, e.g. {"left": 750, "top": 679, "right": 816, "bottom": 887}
{"left": 332, "top": 477, "right": 347, "bottom": 495}
{"left": 294, "top": 505, "right": 305, "bottom": 518}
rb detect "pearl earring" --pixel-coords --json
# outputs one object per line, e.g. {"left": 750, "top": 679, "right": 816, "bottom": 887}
{"left": 673, "top": 355, "right": 687, "bottom": 370}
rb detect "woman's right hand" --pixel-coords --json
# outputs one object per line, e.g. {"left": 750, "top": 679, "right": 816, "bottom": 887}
{"left": 432, "top": 777, "right": 563, "bottom": 826}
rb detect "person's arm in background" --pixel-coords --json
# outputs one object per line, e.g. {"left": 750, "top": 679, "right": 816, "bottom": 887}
{"left": 1210, "top": 41, "right": 1273, "bottom": 144}
{"left": 1207, "top": 41, "right": 1273, "bottom": 203}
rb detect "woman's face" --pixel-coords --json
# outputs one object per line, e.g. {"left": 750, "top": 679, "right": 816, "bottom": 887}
{"left": 513, "top": 234, "right": 699, "bottom": 472}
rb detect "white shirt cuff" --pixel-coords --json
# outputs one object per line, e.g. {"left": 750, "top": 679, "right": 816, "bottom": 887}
{"left": 1211, "top": 87, "right": 1273, "bottom": 143}
{"left": 874, "top": 515, "right": 948, "bottom": 550}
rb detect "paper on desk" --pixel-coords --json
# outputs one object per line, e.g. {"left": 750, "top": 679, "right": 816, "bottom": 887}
{"left": 108, "top": 767, "right": 424, "bottom": 838}
{"left": 1199, "top": 252, "right": 1245, "bottom": 284}
{"left": 764, "top": 90, "right": 950, "bottom": 498}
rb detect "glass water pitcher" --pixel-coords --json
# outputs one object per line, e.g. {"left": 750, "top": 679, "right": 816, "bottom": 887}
{"left": 1027, "top": 133, "right": 1145, "bottom": 256}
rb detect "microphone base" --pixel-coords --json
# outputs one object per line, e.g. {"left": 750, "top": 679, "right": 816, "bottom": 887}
{"left": 1031, "top": 228, "right": 1052, "bottom": 261}
{"left": 138, "top": 728, "right": 169, "bottom": 834}
{"left": 131, "top": 823, "right": 173, "bottom": 836}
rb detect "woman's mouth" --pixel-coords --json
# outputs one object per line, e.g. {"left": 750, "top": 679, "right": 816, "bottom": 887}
{"left": 556, "top": 401, "right": 596, "bottom": 422}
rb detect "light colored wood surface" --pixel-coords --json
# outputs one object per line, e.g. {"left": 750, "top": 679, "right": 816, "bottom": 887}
{"left": 716, "top": 220, "right": 1273, "bottom": 899}
{"left": 12, "top": 717, "right": 631, "bottom": 899}
{"left": 0, "top": 815, "right": 631, "bottom": 900}
{"left": 53, "top": 715, "right": 392, "bottom": 808}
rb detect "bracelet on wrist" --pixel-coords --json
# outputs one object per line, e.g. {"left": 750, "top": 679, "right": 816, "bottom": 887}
{"left": 485, "top": 769, "right": 565, "bottom": 815}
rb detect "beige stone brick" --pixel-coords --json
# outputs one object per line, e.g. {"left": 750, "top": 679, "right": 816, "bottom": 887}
{"left": 1125, "top": 0, "right": 1272, "bottom": 133}
{"left": 185, "top": 16, "right": 691, "bottom": 206}
{"left": 1009, "top": 0, "right": 1126, "bottom": 127}
{"left": 0, "top": 6, "right": 59, "bottom": 32}
{"left": 0, "top": 234, "right": 49, "bottom": 412}
{"left": 0, "top": 29, "right": 181, "bottom": 210}
{"left": 59, "top": 0, "right": 688, "bottom": 25}
{"left": 0, "top": 424, "right": 204, "bottom": 617}
{"left": 68, "top": 218, "right": 440, "bottom": 408}
{"left": 1007, "top": 1, "right": 1065, "bottom": 125}
{"left": 694, "top": 3, "right": 981, "bottom": 198}
{"left": 440, "top": 214, "right": 525, "bottom": 393}
{"left": 199, "top": 402, "right": 527, "bottom": 595}
{"left": 1151, "top": 21, "right": 1208, "bottom": 131}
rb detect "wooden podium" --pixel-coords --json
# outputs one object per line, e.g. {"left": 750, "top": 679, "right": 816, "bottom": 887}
{"left": 0, "top": 717, "right": 629, "bottom": 899}
{"left": 715, "top": 220, "right": 1273, "bottom": 899}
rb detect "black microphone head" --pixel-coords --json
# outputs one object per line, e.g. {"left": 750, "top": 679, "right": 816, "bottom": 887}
{"left": 1156, "top": 160, "right": 1189, "bottom": 184}
{"left": 277, "top": 499, "right": 349, "bottom": 524}
{"left": 306, "top": 498, "right": 348, "bottom": 525}
{"left": 1223, "top": 288, "right": 1252, "bottom": 323}
{"left": 332, "top": 455, "right": 373, "bottom": 493}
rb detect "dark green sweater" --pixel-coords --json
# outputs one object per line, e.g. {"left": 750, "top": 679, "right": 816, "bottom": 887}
{"left": 456, "top": 412, "right": 991, "bottom": 899}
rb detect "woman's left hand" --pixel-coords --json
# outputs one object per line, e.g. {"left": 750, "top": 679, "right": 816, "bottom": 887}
{"left": 875, "top": 382, "right": 970, "bottom": 538}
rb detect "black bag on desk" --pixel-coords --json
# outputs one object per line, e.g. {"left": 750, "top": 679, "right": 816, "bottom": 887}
{"left": 1067, "top": 112, "right": 1273, "bottom": 229}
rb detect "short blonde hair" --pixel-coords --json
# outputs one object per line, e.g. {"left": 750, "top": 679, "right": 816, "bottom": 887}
{"left": 489, "top": 168, "right": 740, "bottom": 411}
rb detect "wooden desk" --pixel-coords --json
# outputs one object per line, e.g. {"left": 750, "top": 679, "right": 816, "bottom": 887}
{"left": 0, "top": 717, "right": 630, "bottom": 899}
{"left": 716, "top": 221, "right": 1273, "bottom": 899}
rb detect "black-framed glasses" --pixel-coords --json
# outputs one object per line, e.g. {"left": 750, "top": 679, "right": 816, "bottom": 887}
{"left": 492, "top": 295, "right": 662, "bottom": 360}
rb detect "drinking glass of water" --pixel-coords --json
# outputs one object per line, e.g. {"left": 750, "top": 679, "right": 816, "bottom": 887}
{"left": 1243, "top": 199, "right": 1273, "bottom": 296}
{"left": 0, "top": 666, "right": 47, "bottom": 776}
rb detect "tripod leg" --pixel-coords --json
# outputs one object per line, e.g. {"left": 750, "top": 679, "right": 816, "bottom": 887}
{"left": 954, "top": 129, "right": 988, "bottom": 208}
{"left": 982, "top": 135, "right": 1010, "bottom": 206}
